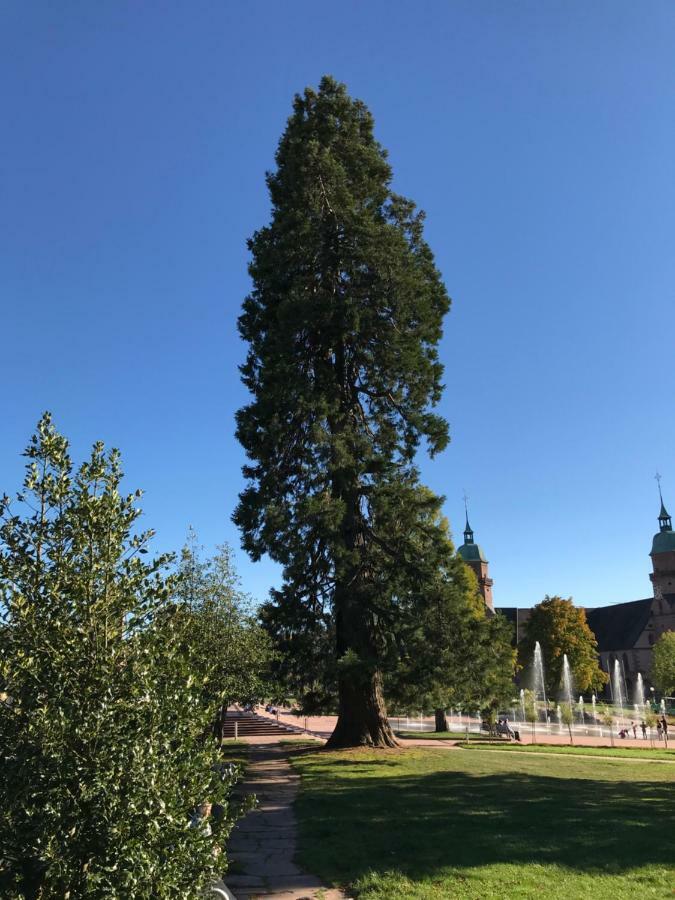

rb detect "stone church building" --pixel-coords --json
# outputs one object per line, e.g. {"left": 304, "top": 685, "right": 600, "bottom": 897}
{"left": 457, "top": 498, "right": 675, "bottom": 695}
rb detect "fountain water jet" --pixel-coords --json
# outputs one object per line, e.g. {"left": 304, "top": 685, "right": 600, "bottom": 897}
{"left": 634, "top": 673, "right": 645, "bottom": 712}
{"left": 561, "top": 655, "right": 574, "bottom": 708}
{"left": 533, "top": 641, "right": 547, "bottom": 720}
{"left": 612, "top": 660, "right": 626, "bottom": 726}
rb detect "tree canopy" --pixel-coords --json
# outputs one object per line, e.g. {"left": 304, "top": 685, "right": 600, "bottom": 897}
{"left": 651, "top": 630, "right": 675, "bottom": 696}
{"left": 173, "top": 530, "right": 274, "bottom": 739}
{"left": 518, "top": 595, "right": 608, "bottom": 698}
{"left": 0, "top": 416, "right": 239, "bottom": 898}
{"left": 384, "top": 513, "right": 515, "bottom": 725}
{"left": 234, "top": 77, "right": 452, "bottom": 747}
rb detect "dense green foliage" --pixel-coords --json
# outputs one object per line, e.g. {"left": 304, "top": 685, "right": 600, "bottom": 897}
{"left": 174, "top": 531, "right": 274, "bottom": 739}
{"left": 234, "top": 76, "right": 455, "bottom": 746}
{"left": 651, "top": 629, "right": 675, "bottom": 695}
{"left": 519, "top": 595, "right": 608, "bottom": 697}
{"left": 259, "top": 582, "right": 336, "bottom": 714}
{"left": 0, "top": 417, "right": 239, "bottom": 898}
{"left": 291, "top": 747, "right": 675, "bottom": 899}
{"left": 384, "top": 515, "right": 515, "bottom": 722}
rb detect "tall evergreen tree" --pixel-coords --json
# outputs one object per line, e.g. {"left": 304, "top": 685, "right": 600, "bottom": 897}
{"left": 235, "top": 77, "right": 451, "bottom": 747}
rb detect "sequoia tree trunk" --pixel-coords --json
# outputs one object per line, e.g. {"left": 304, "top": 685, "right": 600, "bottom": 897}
{"left": 326, "top": 573, "right": 398, "bottom": 749}
{"left": 326, "top": 665, "right": 398, "bottom": 748}
{"left": 435, "top": 708, "right": 448, "bottom": 732}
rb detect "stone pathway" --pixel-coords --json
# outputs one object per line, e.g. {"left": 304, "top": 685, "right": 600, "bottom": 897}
{"left": 224, "top": 745, "right": 349, "bottom": 900}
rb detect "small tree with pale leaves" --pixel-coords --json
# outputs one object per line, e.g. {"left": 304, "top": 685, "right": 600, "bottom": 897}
{"left": 560, "top": 702, "right": 574, "bottom": 745}
{"left": 174, "top": 530, "right": 274, "bottom": 743}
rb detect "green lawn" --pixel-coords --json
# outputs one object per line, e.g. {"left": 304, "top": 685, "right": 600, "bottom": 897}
{"left": 396, "top": 730, "right": 471, "bottom": 740}
{"left": 291, "top": 747, "right": 675, "bottom": 899}
{"left": 458, "top": 742, "right": 675, "bottom": 761}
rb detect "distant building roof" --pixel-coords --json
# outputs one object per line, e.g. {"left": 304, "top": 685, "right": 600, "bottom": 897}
{"left": 651, "top": 530, "right": 675, "bottom": 554}
{"left": 457, "top": 510, "right": 487, "bottom": 563}
{"left": 498, "top": 607, "right": 518, "bottom": 628}
{"left": 457, "top": 542, "right": 487, "bottom": 563}
{"left": 653, "top": 492, "right": 674, "bottom": 553}
{"left": 585, "top": 598, "right": 652, "bottom": 652}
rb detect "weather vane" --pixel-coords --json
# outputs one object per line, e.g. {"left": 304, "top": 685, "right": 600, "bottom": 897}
{"left": 656, "top": 471, "right": 663, "bottom": 502}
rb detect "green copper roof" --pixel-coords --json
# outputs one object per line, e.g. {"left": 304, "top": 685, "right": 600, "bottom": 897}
{"left": 651, "top": 530, "right": 675, "bottom": 555}
{"left": 652, "top": 491, "right": 674, "bottom": 553}
{"left": 458, "top": 542, "right": 487, "bottom": 563}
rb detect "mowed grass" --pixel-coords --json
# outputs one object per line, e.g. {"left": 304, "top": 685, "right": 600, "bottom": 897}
{"left": 291, "top": 747, "right": 675, "bottom": 899}
{"left": 458, "top": 741, "right": 675, "bottom": 761}
{"left": 397, "top": 730, "right": 470, "bottom": 741}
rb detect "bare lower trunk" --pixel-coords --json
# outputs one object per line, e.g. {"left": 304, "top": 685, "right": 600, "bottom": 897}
{"left": 326, "top": 666, "right": 397, "bottom": 748}
{"left": 568, "top": 724, "right": 574, "bottom": 745}
{"left": 435, "top": 708, "right": 448, "bottom": 732}
{"left": 325, "top": 472, "right": 398, "bottom": 749}
{"left": 213, "top": 702, "right": 228, "bottom": 746}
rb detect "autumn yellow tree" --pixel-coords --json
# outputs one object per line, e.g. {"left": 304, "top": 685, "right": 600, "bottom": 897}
{"left": 518, "top": 595, "right": 607, "bottom": 697}
{"left": 652, "top": 630, "right": 675, "bottom": 695}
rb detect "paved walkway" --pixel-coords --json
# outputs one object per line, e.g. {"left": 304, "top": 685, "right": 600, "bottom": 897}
{"left": 225, "top": 744, "right": 348, "bottom": 900}
{"left": 266, "top": 706, "right": 672, "bottom": 751}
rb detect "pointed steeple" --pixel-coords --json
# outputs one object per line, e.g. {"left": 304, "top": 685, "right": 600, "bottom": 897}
{"left": 458, "top": 492, "right": 484, "bottom": 560}
{"left": 656, "top": 473, "right": 672, "bottom": 532}
{"left": 457, "top": 492, "right": 493, "bottom": 612}
{"left": 463, "top": 495, "right": 474, "bottom": 545}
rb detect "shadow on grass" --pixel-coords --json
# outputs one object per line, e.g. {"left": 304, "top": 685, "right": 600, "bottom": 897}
{"left": 293, "top": 753, "right": 675, "bottom": 885}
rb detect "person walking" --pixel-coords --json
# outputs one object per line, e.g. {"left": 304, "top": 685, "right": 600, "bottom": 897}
{"left": 640, "top": 721, "right": 647, "bottom": 739}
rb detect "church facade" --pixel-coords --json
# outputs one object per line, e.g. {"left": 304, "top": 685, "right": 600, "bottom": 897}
{"left": 458, "top": 499, "right": 675, "bottom": 696}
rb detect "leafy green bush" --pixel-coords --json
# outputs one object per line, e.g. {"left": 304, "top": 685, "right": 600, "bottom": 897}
{"left": 0, "top": 416, "right": 241, "bottom": 898}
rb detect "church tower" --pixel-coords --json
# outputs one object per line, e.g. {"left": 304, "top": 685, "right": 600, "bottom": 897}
{"left": 650, "top": 485, "right": 675, "bottom": 610}
{"left": 457, "top": 509, "right": 494, "bottom": 613}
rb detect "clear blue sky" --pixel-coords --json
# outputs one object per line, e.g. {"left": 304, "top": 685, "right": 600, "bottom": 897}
{"left": 2, "top": 1, "right": 674, "bottom": 609}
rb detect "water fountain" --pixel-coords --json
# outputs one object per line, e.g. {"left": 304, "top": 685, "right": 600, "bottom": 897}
{"left": 591, "top": 694, "right": 598, "bottom": 735}
{"left": 520, "top": 688, "right": 526, "bottom": 724}
{"left": 577, "top": 694, "right": 585, "bottom": 727}
{"left": 561, "top": 655, "right": 574, "bottom": 708}
{"left": 634, "top": 673, "right": 645, "bottom": 712}
{"left": 556, "top": 704, "right": 562, "bottom": 734}
{"left": 612, "top": 660, "right": 626, "bottom": 726}
{"left": 533, "top": 642, "right": 547, "bottom": 710}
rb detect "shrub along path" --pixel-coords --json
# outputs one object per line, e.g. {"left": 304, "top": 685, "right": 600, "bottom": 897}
{"left": 225, "top": 743, "right": 348, "bottom": 900}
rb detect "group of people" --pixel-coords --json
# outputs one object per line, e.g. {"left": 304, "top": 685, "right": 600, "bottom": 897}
{"left": 496, "top": 717, "right": 521, "bottom": 741}
{"left": 618, "top": 716, "right": 669, "bottom": 741}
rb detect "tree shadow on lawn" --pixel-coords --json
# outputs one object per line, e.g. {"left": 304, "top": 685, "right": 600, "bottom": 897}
{"left": 294, "top": 761, "right": 675, "bottom": 884}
